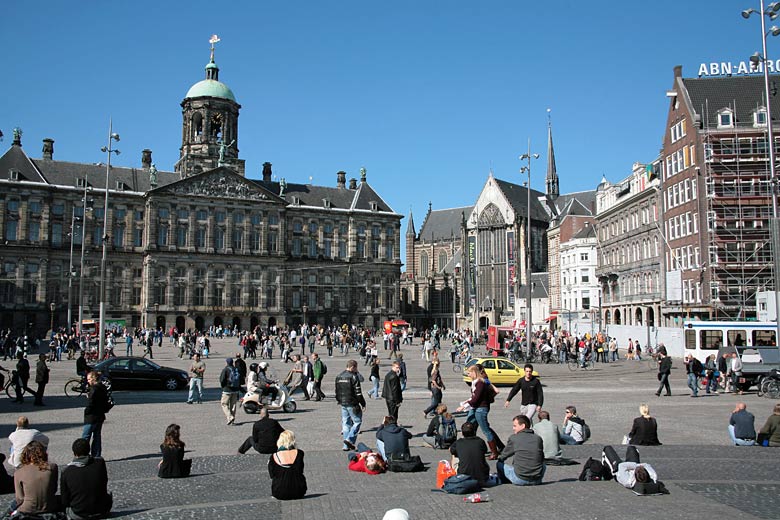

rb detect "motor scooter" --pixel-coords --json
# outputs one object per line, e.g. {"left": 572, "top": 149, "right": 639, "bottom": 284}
{"left": 240, "top": 382, "right": 297, "bottom": 413}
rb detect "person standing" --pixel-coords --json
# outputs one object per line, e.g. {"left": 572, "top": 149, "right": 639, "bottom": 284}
{"left": 423, "top": 360, "right": 445, "bottom": 417}
{"left": 728, "top": 402, "right": 756, "bottom": 446}
{"left": 187, "top": 353, "right": 205, "bottom": 404}
{"left": 397, "top": 352, "right": 407, "bottom": 391}
{"left": 382, "top": 361, "right": 403, "bottom": 422}
{"left": 456, "top": 364, "right": 499, "bottom": 460}
{"left": 684, "top": 354, "right": 703, "bottom": 398}
{"left": 496, "top": 415, "right": 545, "bottom": 486}
{"left": 14, "top": 353, "right": 36, "bottom": 404}
{"left": 125, "top": 333, "right": 133, "bottom": 357}
{"left": 504, "top": 364, "right": 544, "bottom": 421}
{"left": 33, "top": 354, "right": 49, "bottom": 406}
{"left": 311, "top": 353, "right": 326, "bottom": 401}
{"left": 335, "top": 359, "right": 366, "bottom": 451}
{"left": 143, "top": 332, "right": 154, "bottom": 359}
{"left": 82, "top": 371, "right": 109, "bottom": 458}
{"left": 655, "top": 352, "right": 672, "bottom": 397}
{"left": 728, "top": 352, "right": 744, "bottom": 395}
{"left": 367, "top": 358, "right": 381, "bottom": 400}
{"left": 219, "top": 358, "right": 241, "bottom": 425}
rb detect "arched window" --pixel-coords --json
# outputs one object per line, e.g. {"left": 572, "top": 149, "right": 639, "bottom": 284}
{"left": 192, "top": 113, "right": 203, "bottom": 137}
{"left": 420, "top": 252, "right": 429, "bottom": 278}
{"left": 438, "top": 251, "right": 447, "bottom": 271}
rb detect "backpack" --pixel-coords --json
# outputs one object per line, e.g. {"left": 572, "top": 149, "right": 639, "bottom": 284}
{"left": 386, "top": 453, "right": 425, "bottom": 472}
{"left": 102, "top": 379, "right": 115, "bottom": 413}
{"left": 578, "top": 457, "right": 611, "bottom": 481}
{"left": 321, "top": 362, "right": 328, "bottom": 376}
{"left": 582, "top": 421, "right": 591, "bottom": 441}
{"left": 228, "top": 366, "right": 241, "bottom": 388}
{"left": 435, "top": 417, "right": 458, "bottom": 448}
{"left": 442, "top": 473, "right": 480, "bottom": 494}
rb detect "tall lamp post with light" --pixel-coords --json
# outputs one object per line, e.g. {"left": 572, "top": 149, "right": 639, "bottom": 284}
{"left": 743, "top": 1, "right": 780, "bottom": 341}
{"left": 520, "top": 143, "right": 539, "bottom": 347}
{"left": 453, "top": 263, "right": 461, "bottom": 331}
{"left": 98, "top": 122, "right": 120, "bottom": 360}
{"left": 49, "top": 302, "right": 56, "bottom": 335}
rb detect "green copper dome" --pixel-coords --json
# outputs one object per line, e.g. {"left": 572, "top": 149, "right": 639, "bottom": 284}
{"left": 185, "top": 79, "right": 236, "bottom": 102}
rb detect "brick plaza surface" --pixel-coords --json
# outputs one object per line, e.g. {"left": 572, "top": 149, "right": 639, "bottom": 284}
{"left": 0, "top": 337, "right": 778, "bottom": 519}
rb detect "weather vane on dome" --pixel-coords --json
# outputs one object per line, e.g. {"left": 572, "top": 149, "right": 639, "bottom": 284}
{"left": 209, "top": 34, "right": 220, "bottom": 62}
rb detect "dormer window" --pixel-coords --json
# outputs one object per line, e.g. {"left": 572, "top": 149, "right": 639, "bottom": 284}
{"left": 370, "top": 201, "right": 378, "bottom": 212}
{"left": 754, "top": 108, "right": 768, "bottom": 127}
{"left": 8, "top": 169, "right": 19, "bottom": 181}
{"left": 76, "top": 178, "right": 87, "bottom": 188}
{"left": 115, "top": 181, "right": 125, "bottom": 191}
{"left": 322, "top": 198, "right": 331, "bottom": 209}
{"left": 718, "top": 109, "right": 734, "bottom": 129}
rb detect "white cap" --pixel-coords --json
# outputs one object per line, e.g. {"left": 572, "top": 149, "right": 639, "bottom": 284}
{"left": 382, "top": 509, "right": 410, "bottom": 520}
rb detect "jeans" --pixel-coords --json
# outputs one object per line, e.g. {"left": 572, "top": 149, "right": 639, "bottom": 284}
{"left": 497, "top": 461, "right": 545, "bottom": 485}
{"left": 687, "top": 372, "right": 698, "bottom": 396}
{"left": 376, "top": 439, "right": 386, "bottom": 459}
{"left": 559, "top": 433, "right": 582, "bottom": 445}
{"left": 368, "top": 376, "right": 379, "bottom": 399}
{"left": 467, "top": 407, "right": 494, "bottom": 442}
{"left": 423, "top": 387, "right": 442, "bottom": 415}
{"left": 656, "top": 373, "right": 671, "bottom": 395}
{"left": 188, "top": 378, "right": 203, "bottom": 403}
{"left": 728, "top": 424, "right": 756, "bottom": 446}
{"left": 82, "top": 421, "right": 104, "bottom": 458}
{"left": 341, "top": 405, "right": 363, "bottom": 449}
{"left": 706, "top": 375, "right": 719, "bottom": 393}
{"left": 611, "top": 350, "right": 618, "bottom": 362}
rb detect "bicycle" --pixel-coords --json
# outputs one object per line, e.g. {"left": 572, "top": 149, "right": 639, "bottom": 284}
{"left": 452, "top": 352, "right": 472, "bottom": 374}
{"left": 64, "top": 376, "right": 88, "bottom": 397}
{"left": 2, "top": 370, "right": 25, "bottom": 400}
{"left": 567, "top": 352, "right": 595, "bottom": 371}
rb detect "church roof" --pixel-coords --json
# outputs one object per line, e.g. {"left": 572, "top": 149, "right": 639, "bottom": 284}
{"left": 548, "top": 190, "right": 597, "bottom": 219}
{"left": 572, "top": 223, "right": 596, "bottom": 240}
{"left": 185, "top": 79, "right": 236, "bottom": 102}
{"left": 493, "top": 178, "right": 550, "bottom": 222}
{"left": 419, "top": 206, "right": 471, "bottom": 242}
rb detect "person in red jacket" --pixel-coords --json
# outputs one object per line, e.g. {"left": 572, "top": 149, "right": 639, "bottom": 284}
{"left": 347, "top": 442, "right": 386, "bottom": 475}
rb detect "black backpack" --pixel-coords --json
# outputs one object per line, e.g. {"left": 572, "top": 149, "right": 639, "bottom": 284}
{"left": 386, "top": 453, "right": 425, "bottom": 472}
{"left": 321, "top": 362, "right": 328, "bottom": 376}
{"left": 578, "top": 457, "right": 611, "bottom": 481}
{"left": 435, "top": 417, "right": 457, "bottom": 448}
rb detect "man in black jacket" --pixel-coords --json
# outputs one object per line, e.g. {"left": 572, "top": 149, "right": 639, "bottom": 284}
{"left": 82, "top": 371, "right": 109, "bottom": 458}
{"left": 335, "top": 359, "right": 366, "bottom": 451}
{"left": 61, "top": 438, "right": 112, "bottom": 519}
{"left": 237, "top": 406, "right": 284, "bottom": 454}
{"left": 375, "top": 415, "right": 411, "bottom": 459}
{"left": 504, "top": 364, "right": 544, "bottom": 421}
{"left": 34, "top": 354, "right": 49, "bottom": 406}
{"left": 382, "top": 361, "right": 403, "bottom": 421}
{"left": 13, "top": 352, "right": 36, "bottom": 404}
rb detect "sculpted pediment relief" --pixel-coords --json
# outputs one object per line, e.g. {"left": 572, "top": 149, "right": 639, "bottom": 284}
{"left": 162, "top": 170, "right": 277, "bottom": 202}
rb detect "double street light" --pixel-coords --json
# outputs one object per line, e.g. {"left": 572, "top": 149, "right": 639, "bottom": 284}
{"left": 744, "top": 1, "right": 780, "bottom": 341}
{"left": 520, "top": 143, "right": 539, "bottom": 346}
{"left": 98, "top": 121, "right": 120, "bottom": 360}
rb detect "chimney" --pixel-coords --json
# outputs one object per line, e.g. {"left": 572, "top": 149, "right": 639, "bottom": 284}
{"left": 336, "top": 170, "right": 346, "bottom": 189}
{"left": 262, "top": 162, "right": 273, "bottom": 182}
{"left": 674, "top": 65, "right": 682, "bottom": 78}
{"left": 348, "top": 178, "right": 357, "bottom": 189}
{"left": 42, "top": 138, "right": 54, "bottom": 160}
{"left": 141, "top": 149, "right": 152, "bottom": 169}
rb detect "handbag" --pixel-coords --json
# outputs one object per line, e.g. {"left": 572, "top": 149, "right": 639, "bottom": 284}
{"left": 387, "top": 453, "right": 424, "bottom": 472}
{"left": 442, "top": 473, "right": 480, "bottom": 494}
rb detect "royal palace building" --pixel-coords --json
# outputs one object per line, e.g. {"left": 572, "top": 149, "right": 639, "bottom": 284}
{"left": 0, "top": 43, "right": 402, "bottom": 336}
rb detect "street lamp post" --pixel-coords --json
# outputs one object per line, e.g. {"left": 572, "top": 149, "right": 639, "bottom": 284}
{"left": 744, "top": 1, "right": 780, "bottom": 340}
{"left": 520, "top": 142, "right": 540, "bottom": 347}
{"left": 302, "top": 304, "right": 308, "bottom": 327}
{"left": 98, "top": 121, "right": 120, "bottom": 360}
{"left": 453, "top": 263, "right": 461, "bottom": 331}
{"left": 77, "top": 182, "right": 92, "bottom": 337}
{"left": 49, "top": 302, "right": 56, "bottom": 334}
{"left": 66, "top": 208, "right": 78, "bottom": 333}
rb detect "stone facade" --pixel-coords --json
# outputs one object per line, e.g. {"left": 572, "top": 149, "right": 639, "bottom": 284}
{"left": 0, "top": 46, "right": 401, "bottom": 337}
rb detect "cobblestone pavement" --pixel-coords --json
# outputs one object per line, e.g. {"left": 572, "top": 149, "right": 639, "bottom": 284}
{"left": 0, "top": 338, "right": 778, "bottom": 519}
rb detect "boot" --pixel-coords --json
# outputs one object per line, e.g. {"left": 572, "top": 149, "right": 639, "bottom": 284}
{"left": 487, "top": 440, "right": 500, "bottom": 460}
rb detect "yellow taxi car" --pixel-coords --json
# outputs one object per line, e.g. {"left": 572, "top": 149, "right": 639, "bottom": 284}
{"left": 462, "top": 357, "right": 531, "bottom": 386}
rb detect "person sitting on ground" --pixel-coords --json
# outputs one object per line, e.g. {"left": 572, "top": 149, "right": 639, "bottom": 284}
{"left": 560, "top": 405, "right": 587, "bottom": 445}
{"left": 7, "top": 441, "right": 58, "bottom": 517}
{"left": 602, "top": 445, "right": 668, "bottom": 495}
{"left": 61, "top": 437, "right": 113, "bottom": 519}
{"left": 268, "top": 430, "right": 307, "bottom": 500}
{"left": 238, "top": 406, "right": 284, "bottom": 454}
{"left": 375, "top": 415, "right": 412, "bottom": 460}
{"left": 728, "top": 402, "right": 756, "bottom": 446}
{"left": 628, "top": 403, "right": 662, "bottom": 446}
{"left": 347, "top": 443, "right": 386, "bottom": 475}
{"left": 533, "top": 410, "right": 562, "bottom": 460}
{"left": 448, "top": 421, "right": 498, "bottom": 487}
{"left": 496, "top": 415, "right": 545, "bottom": 486}
{"left": 422, "top": 404, "right": 457, "bottom": 449}
{"left": 758, "top": 402, "right": 780, "bottom": 447}
{"left": 8, "top": 415, "right": 49, "bottom": 468}
{"left": 157, "top": 423, "right": 191, "bottom": 478}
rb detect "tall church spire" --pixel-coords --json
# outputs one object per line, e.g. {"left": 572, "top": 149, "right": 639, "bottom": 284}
{"left": 406, "top": 207, "right": 416, "bottom": 238}
{"left": 545, "top": 109, "right": 559, "bottom": 199}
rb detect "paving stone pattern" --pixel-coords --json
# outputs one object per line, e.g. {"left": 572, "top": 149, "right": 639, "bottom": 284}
{"left": 0, "top": 338, "right": 779, "bottom": 518}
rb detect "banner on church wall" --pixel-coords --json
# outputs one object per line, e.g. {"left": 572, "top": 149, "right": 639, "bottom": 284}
{"left": 468, "top": 236, "right": 476, "bottom": 310}
{"left": 507, "top": 231, "right": 515, "bottom": 306}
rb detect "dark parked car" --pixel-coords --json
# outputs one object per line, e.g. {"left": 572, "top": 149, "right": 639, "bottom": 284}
{"left": 93, "top": 357, "right": 189, "bottom": 391}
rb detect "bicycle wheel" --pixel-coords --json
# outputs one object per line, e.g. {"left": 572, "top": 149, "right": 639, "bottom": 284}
{"left": 766, "top": 380, "right": 780, "bottom": 399}
{"left": 64, "top": 378, "right": 83, "bottom": 397}
{"left": 5, "top": 381, "right": 13, "bottom": 399}
{"left": 567, "top": 357, "right": 578, "bottom": 372}
{"left": 584, "top": 358, "right": 595, "bottom": 370}
{"left": 452, "top": 362, "right": 463, "bottom": 374}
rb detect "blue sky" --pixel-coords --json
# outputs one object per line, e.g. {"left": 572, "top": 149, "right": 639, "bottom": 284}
{"left": 0, "top": 1, "right": 767, "bottom": 249}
